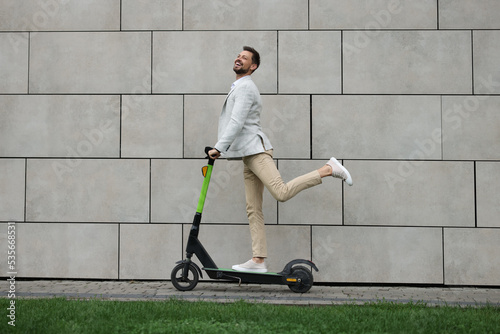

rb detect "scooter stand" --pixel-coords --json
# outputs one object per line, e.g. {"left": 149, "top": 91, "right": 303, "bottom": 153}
{"left": 222, "top": 273, "right": 243, "bottom": 286}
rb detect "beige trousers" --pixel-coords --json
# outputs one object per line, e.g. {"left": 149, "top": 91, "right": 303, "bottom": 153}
{"left": 242, "top": 149, "right": 322, "bottom": 258}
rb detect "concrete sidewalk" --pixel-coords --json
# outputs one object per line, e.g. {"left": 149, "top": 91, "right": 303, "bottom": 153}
{"left": 5, "top": 280, "right": 500, "bottom": 307}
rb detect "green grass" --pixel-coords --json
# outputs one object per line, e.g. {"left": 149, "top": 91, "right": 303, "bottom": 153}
{"left": 1, "top": 298, "right": 499, "bottom": 333}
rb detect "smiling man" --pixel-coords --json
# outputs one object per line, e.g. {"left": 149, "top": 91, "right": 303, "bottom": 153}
{"left": 233, "top": 48, "right": 255, "bottom": 76}
{"left": 208, "top": 46, "right": 352, "bottom": 273}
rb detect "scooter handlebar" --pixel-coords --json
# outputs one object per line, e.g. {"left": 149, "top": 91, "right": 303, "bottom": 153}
{"left": 204, "top": 146, "right": 213, "bottom": 156}
{"left": 204, "top": 147, "right": 216, "bottom": 164}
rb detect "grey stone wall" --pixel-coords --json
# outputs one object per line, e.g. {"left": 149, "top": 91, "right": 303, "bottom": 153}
{"left": 1, "top": 0, "right": 499, "bottom": 285}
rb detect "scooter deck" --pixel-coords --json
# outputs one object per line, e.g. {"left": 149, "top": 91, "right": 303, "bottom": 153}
{"left": 204, "top": 267, "right": 287, "bottom": 285}
{"left": 212, "top": 268, "right": 280, "bottom": 275}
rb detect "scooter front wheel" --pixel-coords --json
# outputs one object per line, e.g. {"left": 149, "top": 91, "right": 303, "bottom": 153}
{"left": 171, "top": 263, "right": 199, "bottom": 291}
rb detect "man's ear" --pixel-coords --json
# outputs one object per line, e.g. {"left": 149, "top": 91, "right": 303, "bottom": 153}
{"left": 250, "top": 63, "right": 258, "bottom": 71}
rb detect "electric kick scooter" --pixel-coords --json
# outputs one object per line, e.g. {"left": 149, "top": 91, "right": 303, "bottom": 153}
{"left": 171, "top": 147, "right": 319, "bottom": 293}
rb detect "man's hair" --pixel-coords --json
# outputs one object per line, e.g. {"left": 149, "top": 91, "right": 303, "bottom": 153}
{"left": 243, "top": 46, "right": 260, "bottom": 70}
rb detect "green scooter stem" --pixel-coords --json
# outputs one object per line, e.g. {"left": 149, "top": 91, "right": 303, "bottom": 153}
{"left": 196, "top": 162, "right": 213, "bottom": 214}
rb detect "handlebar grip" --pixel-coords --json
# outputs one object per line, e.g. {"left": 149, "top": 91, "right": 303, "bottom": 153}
{"left": 204, "top": 147, "right": 216, "bottom": 164}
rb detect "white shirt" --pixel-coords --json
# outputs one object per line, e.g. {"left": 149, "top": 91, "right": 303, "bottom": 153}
{"left": 231, "top": 76, "right": 249, "bottom": 90}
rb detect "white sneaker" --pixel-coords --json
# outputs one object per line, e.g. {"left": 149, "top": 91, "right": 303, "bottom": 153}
{"left": 327, "top": 157, "right": 353, "bottom": 186}
{"left": 232, "top": 259, "right": 268, "bottom": 273}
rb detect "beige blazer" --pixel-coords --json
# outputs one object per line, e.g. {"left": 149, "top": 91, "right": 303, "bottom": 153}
{"left": 214, "top": 76, "right": 272, "bottom": 159}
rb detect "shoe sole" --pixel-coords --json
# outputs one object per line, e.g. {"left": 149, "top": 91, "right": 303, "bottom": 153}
{"left": 231, "top": 265, "right": 268, "bottom": 273}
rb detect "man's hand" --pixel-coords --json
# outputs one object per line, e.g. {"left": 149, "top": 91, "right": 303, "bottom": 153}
{"left": 208, "top": 148, "right": 221, "bottom": 159}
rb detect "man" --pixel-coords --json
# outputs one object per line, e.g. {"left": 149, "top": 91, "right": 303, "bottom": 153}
{"left": 208, "top": 46, "right": 352, "bottom": 273}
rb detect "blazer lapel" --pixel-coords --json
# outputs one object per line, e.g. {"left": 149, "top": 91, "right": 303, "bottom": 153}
{"left": 223, "top": 85, "right": 236, "bottom": 104}
{"left": 224, "top": 76, "right": 250, "bottom": 103}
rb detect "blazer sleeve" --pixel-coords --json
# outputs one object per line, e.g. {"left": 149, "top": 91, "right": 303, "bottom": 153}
{"left": 214, "top": 83, "right": 255, "bottom": 153}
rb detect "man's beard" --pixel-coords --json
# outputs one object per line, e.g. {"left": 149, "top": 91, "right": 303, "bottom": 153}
{"left": 233, "top": 65, "right": 250, "bottom": 75}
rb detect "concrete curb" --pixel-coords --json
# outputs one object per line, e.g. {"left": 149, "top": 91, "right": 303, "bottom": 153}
{"left": 5, "top": 280, "right": 500, "bottom": 307}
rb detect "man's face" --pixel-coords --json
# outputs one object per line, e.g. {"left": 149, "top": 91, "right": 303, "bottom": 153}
{"left": 233, "top": 50, "right": 256, "bottom": 75}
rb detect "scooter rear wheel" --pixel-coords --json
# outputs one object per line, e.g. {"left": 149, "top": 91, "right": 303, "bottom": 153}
{"left": 287, "top": 265, "right": 314, "bottom": 293}
{"left": 171, "top": 263, "right": 199, "bottom": 291}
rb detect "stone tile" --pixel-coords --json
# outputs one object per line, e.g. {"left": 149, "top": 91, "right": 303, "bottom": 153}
{"left": 0, "top": 223, "right": 10, "bottom": 274}
{"left": 444, "top": 228, "right": 500, "bottom": 286}
{"left": 183, "top": 95, "right": 227, "bottom": 159}
{"left": 183, "top": 95, "right": 310, "bottom": 159}
{"left": 182, "top": 224, "right": 310, "bottom": 273}
{"left": 312, "top": 95, "right": 442, "bottom": 160}
{"left": 312, "top": 226, "right": 443, "bottom": 284}
{"left": 0, "top": 160, "right": 25, "bottom": 221}
{"left": 442, "top": 96, "right": 500, "bottom": 160}
{"left": 29, "top": 32, "right": 151, "bottom": 93}
{"left": 265, "top": 225, "right": 310, "bottom": 271}
{"left": 0, "top": 0, "right": 119, "bottom": 31}
{"left": 440, "top": 0, "right": 500, "bottom": 29}
{"left": 278, "top": 31, "right": 341, "bottom": 94}
{"left": 151, "top": 159, "right": 277, "bottom": 224}
{"left": 17, "top": 223, "right": 118, "bottom": 279}
{"left": 181, "top": 224, "right": 250, "bottom": 271}
{"left": 473, "top": 31, "right": 500, "bottom": 94}
{"left": 278, "top": 160, "right": 342, "bottom": 225}
{"left": 344, "top": 160, "right": 475, "bottom": 227}
{"left": 0, "top": 95, "right": 120, "bottom": 157}
{"left": 0, "top": 33, "right": 28, "bottom": 93}
{"left": 121, "top": 95, "right": 183, "bottom": 158}
{"left": 184, "top": 0, "right": 308, "bottom": 30}
{"left": 121, "top": 0, "right": 182, "bottom": 30}
{"left": 153, "top": 31, "right": 277, "bottom": 94}
{"left": 120, "top": 224, "right": 182, "bottom": 280}
{"left": 26, "top": 159, "right": 149, "bottom": 222}
{"left": 152, "top": 159, "right": 216, "bottom": 223}
{"left": 343, "top": 31, "right": 472, "bottom": 94}
{"left": 310, "top": 0, "right": 437, "bottom": 29}
{"left": 260, "top": 95, "right": 310, "bottom": 159}
{"left": 476, "top": 162, "right": 500, "bottom": 228}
